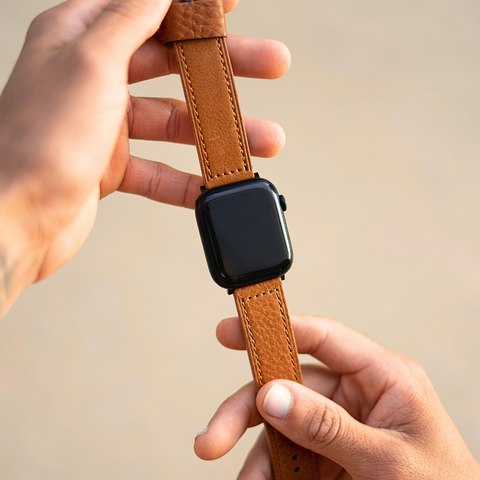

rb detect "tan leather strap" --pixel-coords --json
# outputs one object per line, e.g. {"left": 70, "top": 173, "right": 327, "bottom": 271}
{"left": 160, "top": 0, "right": 254, "bottom": 189}
{"left": 158, "top": 0, "right": 227, "bottom": 43}
{"left": 161, "top": 3, "right": 320, "bottom": 478}
{"left": 234, "top": 278, "right": 320, "bottom": 480}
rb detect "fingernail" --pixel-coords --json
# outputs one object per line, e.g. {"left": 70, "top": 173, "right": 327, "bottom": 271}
{"left": 195, "top": 425, "right": 209, "bottom": 440}
{"left": 263, "top": 384, "right": 292, "bottom": 419}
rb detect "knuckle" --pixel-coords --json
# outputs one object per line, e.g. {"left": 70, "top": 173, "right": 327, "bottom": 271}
{"left": 27, "top": 7, "right": 66, "bottom": 41}
{"left": 396, "top": 352, "right": 424, "bottom": 376}
{"left": 104, "top": 0, "right": 148, "bottom": 23}
{"left": 66, "top": 41, "right": 101, "bottom": 73}
{"left": 305, "top": 403, "right": 342, "bottom": 448}
{"left": 27, "top": 11, "right": 52, "bottom": 39}
{"left": 394, "top": 353, "right": 431, "bottom": 402}
{"left": 103, "top": 0, "right": 162, "bottom": 36}
{"left": 182, "top": 175, "right": 195, "bottom": 209}
{"left": 146, "top": 162, "right": 166, "bottom": 201}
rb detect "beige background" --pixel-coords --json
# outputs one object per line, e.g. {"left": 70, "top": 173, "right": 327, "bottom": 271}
{"left": 1, "top": 0, "right": 480, "bottom": 478}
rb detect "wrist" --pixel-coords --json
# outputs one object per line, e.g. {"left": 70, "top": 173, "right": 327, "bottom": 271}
{"left": 0, "top": 181, "right": 44, "bottom": 319}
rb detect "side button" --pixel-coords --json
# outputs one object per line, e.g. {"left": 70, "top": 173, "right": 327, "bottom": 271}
{"left": 279, "top": 195, "right": 287, "bottom": 212}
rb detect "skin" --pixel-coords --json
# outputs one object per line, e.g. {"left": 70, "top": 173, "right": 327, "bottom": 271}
{"left": 0, "top": 0, "right": 290, "bottom": 317}
{"left": 0, "top": 1, "right": 478, "bottom": 478}
{"left": 194, "top": 315, "right": 480, "bottom": 479}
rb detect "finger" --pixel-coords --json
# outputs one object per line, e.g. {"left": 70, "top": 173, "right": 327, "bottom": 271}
{"left": 194, "top": 382, "right": 262, "bottom": 460}
{"left": 222, "top": 0, "right": 239, "bottom": 13}
{"left": 227, "top": 35, "right": 291, "bottom": 79}
{"left": 128, "top": 35, "right": 291, "bottom": 83}
{"left": 25, "top": 0, "right": 112, "bottom": 49}
{"left": 117, "top": 156, "right": 203, "bottom": 208}
{"left": 257, "top": 380, "right": 396, "bottom": 476}
{"left": 129, "top": 97, "right": 286, "bottom": 158}
{"left": 193, "top": 366, "right": 339, "bottom": 463}
{"left": 80, "top": 0, "right": 172, "bottom": 66}
{"left": 237, "top": 428, "right": 347, "bottom": 480}
{"left": 299, "top": 364, "right": 340, "bottom": 400}
{"left": 237, "top": 431, "right": 273, "bottom": 480}
{"left": 216, "top": 316, "right": 246, "bottom": 350}
{"left": 217, "top": 315, "right": 388, "bottom": 375}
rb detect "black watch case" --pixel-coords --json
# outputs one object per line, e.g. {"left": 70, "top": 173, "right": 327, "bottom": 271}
{"left": 195, "top": 177, "right": 293, "bottom": 290}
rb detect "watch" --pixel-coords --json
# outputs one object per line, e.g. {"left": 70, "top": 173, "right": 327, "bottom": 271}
{"left": 159, "top": 1, "right": 320, "bottom": 479}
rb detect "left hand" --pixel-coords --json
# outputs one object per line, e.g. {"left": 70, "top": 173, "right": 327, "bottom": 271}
{"left": 0, "top": 0, "right": 290, "bottom": 315}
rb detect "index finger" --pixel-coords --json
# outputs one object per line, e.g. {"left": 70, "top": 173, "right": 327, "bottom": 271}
{"left": 128, "top": 35, "right": 291, "bottom": 84}
{"left": 216, "top": 314, "right": 389, "bottom": 375}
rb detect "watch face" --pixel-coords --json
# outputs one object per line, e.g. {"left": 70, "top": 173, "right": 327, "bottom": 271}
{"left": 195, "top": 178, "right": 293, "bottom": 289}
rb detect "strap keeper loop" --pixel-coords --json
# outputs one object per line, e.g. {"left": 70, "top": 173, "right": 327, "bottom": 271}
{"left": 158, "top": 0, "right": 227, "bottom": 44}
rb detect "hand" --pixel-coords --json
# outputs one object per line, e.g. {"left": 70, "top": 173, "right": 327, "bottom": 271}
{"left": 0, "top": 0, "right": 290, "bottom": 316}
{"left": 194, "top": 315, "right": 480, "bottom": 479}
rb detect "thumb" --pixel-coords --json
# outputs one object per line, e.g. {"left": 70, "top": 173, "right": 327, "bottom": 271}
{"left": 81, "top": 0, "right": 172, "bottom": 65}
{"left": 257, "top": 380, "right": 394, "bottom": 475}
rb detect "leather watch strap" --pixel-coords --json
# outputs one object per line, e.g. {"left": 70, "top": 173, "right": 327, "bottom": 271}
{"left": 160, "top": 0, "right": 254, "bottom": 190}
{"left": 234, "top": 278, "right": 320, "bottom": 480}
{"left": 160, "top": 2, "right": 320, "bottom": 479}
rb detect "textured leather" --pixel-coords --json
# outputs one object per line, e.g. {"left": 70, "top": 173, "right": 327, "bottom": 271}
{"left": 173, "top": 36, "right": 254, "bottom": 189}
{"left": 162, "top": 0, "right": 254, "bottom": 189}
{"left": 163, "top": 2, "right": 320, "bottom": 478}
{"left": 234, "top": 278, "right": 320, "bottom": 480}
{"left": 159, "top": 0, "right": 227, "bottom": 44}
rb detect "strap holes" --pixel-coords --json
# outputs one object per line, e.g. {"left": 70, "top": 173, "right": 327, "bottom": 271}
{"left": 292, "top": 454, "right": 298, "bottom": 460}
{"left": 294, "top": 467, "right": 300, "bottom": 473}
{"left": 289, "top": 442, "right": 296, "bottom": 447}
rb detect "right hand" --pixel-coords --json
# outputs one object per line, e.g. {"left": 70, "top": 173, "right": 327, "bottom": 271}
{"left": 194, "top": 315, "right": 480, "bottom": 479}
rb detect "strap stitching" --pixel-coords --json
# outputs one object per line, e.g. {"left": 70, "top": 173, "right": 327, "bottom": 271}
{"left": 274, "top": 288, "right": 300, "bottom": 383}
{"left": 177, "top": 42, "right": 213, "bottom": 180}
{"left": 214, "top": 168, "right": 244, "bottom": 178}
{"left": 177, "top": 40, "right": 248, "bottom": 181}
{"left": 245, "top": 288, "right": 299, "bottom": 382}
{"left": 309, "top": 449, "right": 318, "bottom": 479}
{"left": 245, "top": 288, "right": 275, "bottom": 301}
{"left": 269, "top": 427, "right": 285, "bottom": 480}
{"left": 239, "top": 297, "right": 264, "bottom": 385}
{"left": 215, "top": 37, "right": 249, "bottom": 173}
{"left": 242, "top": 283, "right": 311, "bottom": 478}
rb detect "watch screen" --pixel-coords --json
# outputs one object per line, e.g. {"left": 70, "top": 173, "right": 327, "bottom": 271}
{"left": 209, "top": 188, "right": 288, "bottom": 277}
{"left": 196, "top": 179, "right": 293, "bottom": 288}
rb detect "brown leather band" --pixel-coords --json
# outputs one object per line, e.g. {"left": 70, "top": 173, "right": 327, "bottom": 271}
{"left": 172, "top": 37, "right": 254, "bottom": 189}
{"left": 161, "top": 2, "right": 320, "bottom": 478}
{"left": 161, "top": 0, "right": 253, "bottom": 189}
{"left": 159, "top": 0, "right": 227, "bottom": 43}
{"left": 234, "top": 278, "right": 320, "bottom": 480}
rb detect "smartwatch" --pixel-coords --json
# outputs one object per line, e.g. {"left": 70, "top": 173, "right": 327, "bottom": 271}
{"left": 160, "top": 2, "right": 320, "bottom": 479}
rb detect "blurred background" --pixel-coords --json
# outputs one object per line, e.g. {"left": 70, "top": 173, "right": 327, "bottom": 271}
{"left": 1, "top": 0, "right": 480, "bottom": 478}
